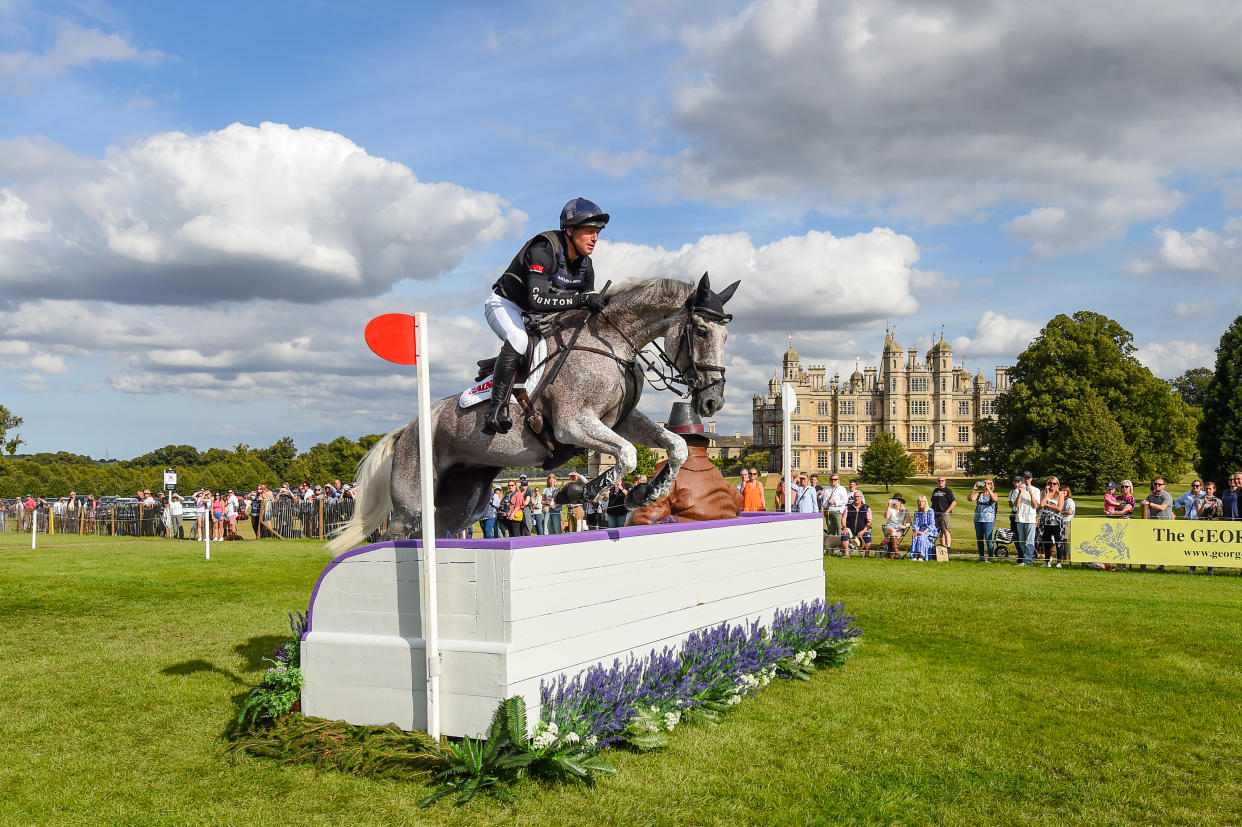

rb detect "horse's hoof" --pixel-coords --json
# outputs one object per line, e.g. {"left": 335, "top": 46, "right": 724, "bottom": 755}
{"left": 556, "top": 480, "right": 586, "bottom": 505}
{"left": 624, "top": 484, "right": 648, "bottom": 509}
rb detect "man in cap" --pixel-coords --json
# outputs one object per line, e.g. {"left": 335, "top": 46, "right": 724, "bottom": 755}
{"left": 627, "top": 402, "right": 743, "bottom": 525}
{"left": 481, "top": 197, "right": 610, "bottom": 435}
{"left": 1012, "top": 471, "right": 1040, "bottom": 565}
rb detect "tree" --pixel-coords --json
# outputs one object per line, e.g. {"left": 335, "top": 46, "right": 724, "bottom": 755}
{"left": 633, "top": 444, "right": 659, "bottom": 478}
{"left": 1053, "top": 388, "right": 1134, "bottom": 493}
{"left": 970, "top": 311, "right": 1198, "bottom": 482}
{"left": 258, "top": 437, "right": 298, "bottom": 480}
{"left": 0, "top": 405, "right": 23, "bottom": 456}
{"left": 1172, "top": 367, "right": 1213, "bottom": 408}
{"left": 1198, "top": 314, "right": 1242, "bottom": 486}
{"left": 857, "top": 431, "right": 914, "bottom": 491}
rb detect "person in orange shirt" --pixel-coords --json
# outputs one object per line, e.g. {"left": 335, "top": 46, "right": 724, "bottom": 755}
{"left": 741, "top": 467, "right": 766, "bottom": 511}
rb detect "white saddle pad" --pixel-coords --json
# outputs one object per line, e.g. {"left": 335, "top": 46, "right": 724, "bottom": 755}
{"left": 459, "top": 338, "right": 548, "bottom": 409}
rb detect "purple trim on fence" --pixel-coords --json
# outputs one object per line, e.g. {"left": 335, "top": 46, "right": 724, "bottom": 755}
{"left": 302, "top": 510, "right": 820, "bottom": 637}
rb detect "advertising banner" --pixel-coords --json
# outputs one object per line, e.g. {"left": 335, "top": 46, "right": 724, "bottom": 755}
{"left": 1071, "top": 517, "right": 1242, "bottom": 569}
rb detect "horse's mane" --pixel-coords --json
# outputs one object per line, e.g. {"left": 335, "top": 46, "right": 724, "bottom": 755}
{"left": 608, "top": 277, "right": 693, "bottom": 305}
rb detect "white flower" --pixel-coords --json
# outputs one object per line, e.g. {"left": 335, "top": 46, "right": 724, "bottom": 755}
{"left": 533, "top": 731, "right": 556, "bottom": 749}
{"left": 585, "top": 735, "right": 598, "bottom": 747}
{"left": 650, "top": 705, "right": 660, "bottom": 714}
{"left": 663, "top": 711, "right": 680, "bottom": 731}
{"left": 564, "top": 731, "right": 580, "bottom": 744}
{"left": 546, "top": 721, "right": 559, "bottom": 734}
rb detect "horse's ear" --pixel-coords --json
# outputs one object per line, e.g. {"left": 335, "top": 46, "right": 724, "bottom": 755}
{"left": 695, "top": 272, "right": 711, "bottom": 304}
{"left": 716, "top": 280, "right": 740, "bottom": 306}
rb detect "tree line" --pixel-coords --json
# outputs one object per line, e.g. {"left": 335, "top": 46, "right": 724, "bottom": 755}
{"left": 0, "top": 434, "right": 384, "bottom": 498}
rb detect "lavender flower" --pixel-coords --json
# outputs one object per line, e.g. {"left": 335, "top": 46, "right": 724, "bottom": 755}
{"left": 540, "top": 600, "right": 862, "bottom": 747}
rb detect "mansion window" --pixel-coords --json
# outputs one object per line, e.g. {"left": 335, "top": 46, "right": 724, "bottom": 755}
{"left": 865, "top": 425, "right": 876, "bottom": 443}
{"left": 958, "top": 401, "right": 971, "bottom": 417}
{"left": 839, "top": 425, "right": 855, "bottom": 444}
{"left": 957, "top": 452, "right": 968, "bottom": 470}
{"left": 910, "top": 425, "right": 928, "bottom": 444}
{"left": 941, "top": 426, "right": 947, "bottom": 442}
{"left": 817, "top": 402, "right": 829, "bottom": 416}
{"left": 838, "top": 451, "right": 854, "bottom": 469}
{"left": 864, "top": 400, "right": 875, "bottom": 416}
{"left": 818, "top": 425, "right": 830, "bottom": 443}
{"left": 981, "top": 400, "right": 997, "bottom": 415}
{"left": 908, "top": 400, "right": 929, "bottom": 416}
{"left": 941, "top": 379, "right": 947, "bottom": 392}
{"left": 958, "top": 426, "right": 970, "bottom": 443}
{"left": 910, "top": 377, "right": 930, "bottom": 392}
{"left": 791, "top": 425, "right": 801, "bottom": 441}
{"left": 767, "top": 426, "right": 776, "bottom": 443}
{"left": 792, "top": 451, "right": 801, "bottom": 468}
{"left": 839, "top": 401, "right": 855, "bottom": 416}
{"left": 890, "top": 378, "right": 897, "bottom": 392}
{"left": 817, "top": 451, "right": 830, "bottom": 469}
{"left": 941, "top": 400, "right": 946, "bottom": 415}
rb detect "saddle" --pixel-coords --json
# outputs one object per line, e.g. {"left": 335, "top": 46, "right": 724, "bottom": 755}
{"left": 458, "top": 317, "right": 645, "bottom": 468}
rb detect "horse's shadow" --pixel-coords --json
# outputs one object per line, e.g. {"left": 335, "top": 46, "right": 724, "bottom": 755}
{"left": 161, "top": 634, "right": 284, "bottom": 685}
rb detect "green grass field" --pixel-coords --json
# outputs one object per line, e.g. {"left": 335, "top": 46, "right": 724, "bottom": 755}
{"left": 2, "top": 532, "right": 1240, "bottom": 825}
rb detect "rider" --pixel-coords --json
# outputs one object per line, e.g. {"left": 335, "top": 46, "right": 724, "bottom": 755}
{"left": 481, "top": 197, "right": 609, "bottom": 435}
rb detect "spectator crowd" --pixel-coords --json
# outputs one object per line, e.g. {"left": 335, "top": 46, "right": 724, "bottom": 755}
{"left": 781, "top": 468, "right": 1242, "bottom": 573}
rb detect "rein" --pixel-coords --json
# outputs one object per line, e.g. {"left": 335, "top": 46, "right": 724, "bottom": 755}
{"left": 524, "top": 286, "right": 729, "bottom": 405}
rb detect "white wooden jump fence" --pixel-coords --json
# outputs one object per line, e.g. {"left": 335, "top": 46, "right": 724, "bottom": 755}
{"left": 300, "top": 511, "right": 826, "bottom": 737}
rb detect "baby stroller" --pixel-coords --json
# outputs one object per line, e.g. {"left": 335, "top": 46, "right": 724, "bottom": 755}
{"left": 992, "top": 514, "right": 1015, "bottom": 558}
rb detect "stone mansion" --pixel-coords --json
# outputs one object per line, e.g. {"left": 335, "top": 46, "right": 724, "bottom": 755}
{"left": 752, "top": 330, "right": 1011, "bottom": 476}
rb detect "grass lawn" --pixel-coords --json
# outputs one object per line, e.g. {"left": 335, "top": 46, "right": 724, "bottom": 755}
{"left": 2, "top": 532, "right": 1240, "bottom": 825}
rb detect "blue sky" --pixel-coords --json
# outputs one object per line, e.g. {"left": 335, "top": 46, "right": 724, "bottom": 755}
{"left": 1, "top": 0, "right": 1239, "bottom": 458}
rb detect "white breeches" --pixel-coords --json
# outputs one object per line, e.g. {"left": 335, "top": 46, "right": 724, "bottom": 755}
{"left": 484, "top": 292, "right": 529, "bottom": 353}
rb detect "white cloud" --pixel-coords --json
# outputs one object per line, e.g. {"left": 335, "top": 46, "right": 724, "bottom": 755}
{"left": 1126, "top": 217, "right": 1242, "bottom": 274}
{"left": 594, "top": 226, "right": 921, "bottom": 330}
{"left": 667, "top": 0, "right": 1242, "bottom": 253}
{"left": 0, "top": 20, "right": 163, "bottom": 89}
{"left": 28, "top": 353, "right": 66, "bottom": 374}
{"left": 951, "top": 311, "right": 1042, "bottom": 359}
{"left": 0, "top": 188, "right": 47, "bottom": 241}
{"left": 1134, "top": 340, "right": 1217, "bottom": 378}
{"left": 0, "top": 123, "right": 526, "bottom": 304}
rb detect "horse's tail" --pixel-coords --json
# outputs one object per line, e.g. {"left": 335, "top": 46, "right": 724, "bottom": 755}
{"left": 326, "top": 426, "right": 404, "bottom": 555}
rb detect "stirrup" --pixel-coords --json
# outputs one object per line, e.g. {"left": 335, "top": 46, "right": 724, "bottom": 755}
{"left": 482, "top": 402, "right": 512, "bottom": 435}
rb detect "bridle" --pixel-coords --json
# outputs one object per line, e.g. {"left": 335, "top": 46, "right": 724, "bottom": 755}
{"left": 667, "top": 301, "right": 729, "bottom": 398}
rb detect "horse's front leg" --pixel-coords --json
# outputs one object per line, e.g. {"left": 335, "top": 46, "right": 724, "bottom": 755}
{"left": 553, "top": 416, "right": 637, "bottom": 505}
{"left": 613, "top": 411, "right": 688, "bottom": 507}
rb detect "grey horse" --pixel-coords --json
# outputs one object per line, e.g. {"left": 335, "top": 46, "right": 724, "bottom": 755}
{"left": 329, "top": 274, "right": 738, "bottom": 551}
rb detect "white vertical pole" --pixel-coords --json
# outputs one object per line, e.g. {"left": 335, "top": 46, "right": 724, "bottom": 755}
{"left": 782, "top": 382, "right": 795, "bottom": 513}
{"left": 31, "top": 503, "right": 37, "bottom": 549}
{"left": 205, "top": 503, "right": 211, "bottom": 561}
{"left": 415, "top": 312, "right": 441, "bottom": 741}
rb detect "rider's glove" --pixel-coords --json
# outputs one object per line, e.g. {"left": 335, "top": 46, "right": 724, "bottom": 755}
{"left": 581, "top": 292, "right": 607, "bottom": 313}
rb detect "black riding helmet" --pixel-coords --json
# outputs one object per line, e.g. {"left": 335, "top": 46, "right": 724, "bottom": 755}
{"left": 560, "top": 197, "right": 609, "bottom": 230}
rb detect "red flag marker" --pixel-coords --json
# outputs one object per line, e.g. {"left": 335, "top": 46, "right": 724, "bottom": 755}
{"left": 365, "top": 313, "right": 419, "bottom": 365}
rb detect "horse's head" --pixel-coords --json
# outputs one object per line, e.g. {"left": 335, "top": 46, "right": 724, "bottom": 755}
{"left": 667, "top": 272, "right": 739, "bottom": 418}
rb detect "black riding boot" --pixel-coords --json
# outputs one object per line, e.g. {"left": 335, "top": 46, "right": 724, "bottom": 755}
{"left": 482, "top": 342, "right": 522, "bottom": 435}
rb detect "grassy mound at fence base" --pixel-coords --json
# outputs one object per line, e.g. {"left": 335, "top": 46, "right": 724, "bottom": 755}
{"left": 2, "top": 533, "right": 1242, "bottom": 824}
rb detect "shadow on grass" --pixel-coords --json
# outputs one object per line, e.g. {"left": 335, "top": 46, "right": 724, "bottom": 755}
{"left": 162, "top": 658, "right": 246, "bottom": 685}
{"left": 233, "top": 634, "right": 286, "bottom": 673}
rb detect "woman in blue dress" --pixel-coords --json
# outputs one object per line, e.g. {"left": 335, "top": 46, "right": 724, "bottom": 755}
{"left": 909, "top": 495, "right": 937, "bottom": 561}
